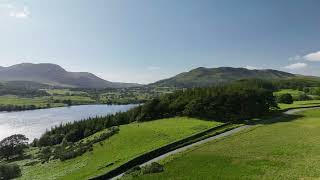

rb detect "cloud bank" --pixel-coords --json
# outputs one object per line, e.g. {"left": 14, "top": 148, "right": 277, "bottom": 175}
{"left": 304, "top": 51, "right": 320, "bottom": 62}
{"left": 284, "top": 62, "right": 307, "bottom": 70}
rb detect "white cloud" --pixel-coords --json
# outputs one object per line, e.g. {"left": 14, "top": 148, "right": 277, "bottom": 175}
{"left": 244, "top": 65, "right": 261, "bottom": 70}
{"left": 9, "top": 6, "right": 30, "bottom": 19}
{"left": 304, "top": 51, "right": 320, "bottom": 62}
{"left": 284, "top": 62, "right": 307, "bottom": 70}
{"left": 288, "top": 55, "right": 302, "bottom": 61}
{"left": 0, "top": 3, "right": 30, "bottom": 19}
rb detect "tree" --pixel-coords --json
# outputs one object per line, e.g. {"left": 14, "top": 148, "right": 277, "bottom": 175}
{"left": 277, "top": 93, "right": 293, "bottom": 104}
{"left": 0, "top": 134, "right": 29, "bottom": 160}
{"left": 39, "top": 147, "right": 52, "bottom": 162}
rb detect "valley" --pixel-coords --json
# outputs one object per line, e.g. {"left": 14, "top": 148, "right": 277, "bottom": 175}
{"left": 1, "top": 64, "right": 320, "bottom": 180}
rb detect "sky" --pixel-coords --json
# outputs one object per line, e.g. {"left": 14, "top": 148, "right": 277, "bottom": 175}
{"left": 0, "top": 0, "right": 320, "bottom": 84}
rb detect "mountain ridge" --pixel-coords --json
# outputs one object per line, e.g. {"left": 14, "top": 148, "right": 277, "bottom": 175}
{"left": 151, "top": 67, "right": 297, "bottom": 87}
{"left": 0, "top": 63, "right": 140, "bottom": 88}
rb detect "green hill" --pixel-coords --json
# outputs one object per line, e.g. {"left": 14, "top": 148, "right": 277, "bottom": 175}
{"left": 18, "top": 117, "right": 222, "bottom": 180}
{"left": 0, "top": 63, "right": 140, "bottom": 89}
{"left": 151, "top": 67, "right": 295, "bottom": 87}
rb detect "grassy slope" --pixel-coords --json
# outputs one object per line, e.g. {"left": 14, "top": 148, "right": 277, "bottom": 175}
{"left": 133, "top": 109, "right": 320, "bottom": 180}
{"left": 18, "top": 117, "right": 222, "bottom": 180}
{"left": 274, "top": 89, "right": 305, "bottom": 99}
{"left": 279, "top": 100, "right": 320, "bottom": 110}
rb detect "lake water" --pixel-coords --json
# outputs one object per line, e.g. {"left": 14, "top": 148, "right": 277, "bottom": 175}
{"left": 0, "top": 104, "right": 137, "bottom": 141}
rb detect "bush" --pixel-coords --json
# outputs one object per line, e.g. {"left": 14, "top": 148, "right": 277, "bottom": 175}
{"left": 142, "top": 162, "right": 164, "bottom": 174}
{"left": 277, "top": 93, "right": 293, "bottom": 104}
{"left": 0, "top": 163, "right": 21, "bottom": 180}
{"left": 39, "top": 147, "right": 52, "bottom": 162}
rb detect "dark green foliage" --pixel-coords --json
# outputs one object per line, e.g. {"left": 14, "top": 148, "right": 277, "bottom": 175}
{"left": 58, "top": 143, "right": 93, "bottom": 161}
{"left": 124, "top": 163, "right": 164, "bottom": 178}
{"left": 0, "top": 134, "right": 29, "bottom": 160}
{"left": 0, "top": 104, "right": 39, "bottom": 112}
{"left": 0, "top": 81, "right": 50, "bottom": 97}
{"left": 62, "top": 99, "right": 72, "bottom": 106}
{"left": 39, "top": 147, "right": 52, "bottom": 162}
{"left": 142, "top": 163, "right": 164, "bottom": 174}
{"left": 273, "top": 77, "right": 320, "bottom": 90}
{"left": 0, "top": 163, "right": 21, "bottom": 180}
{"left": 58, "top": 127, "right": 119, "bottom": 161}
{"left": 277, "top": 93, "right": 294, "bottom": 104}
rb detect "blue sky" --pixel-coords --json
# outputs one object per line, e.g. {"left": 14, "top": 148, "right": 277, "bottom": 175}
{"left": 0, "top": 0, "right": 320, "bottom": 84}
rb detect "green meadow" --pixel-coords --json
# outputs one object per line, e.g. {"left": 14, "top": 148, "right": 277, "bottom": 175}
{"left": 132, "top": 109, "right": 320, "bottom": 180}
{"left": 17, "top": 117, "right": 222, "bottom": 180}
{"left": 0, "top": 95, "right": 96, "bottom": 108}
{"left": 0, "top": 95, "right": 64, "bottom": 108}
{"left": 278, "top": 100, "right": 320, "bottom": 110}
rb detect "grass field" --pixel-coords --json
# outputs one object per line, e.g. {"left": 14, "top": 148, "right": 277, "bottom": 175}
{"left": 17, "top": 117, "right": 222, "bottom": 180}
{"left": 0, "top": 95, "right": 96, "bottom": 108}
{"left": 45, "top": 89, "right": 89, "bottom": 96}
{"left": 0, "top": 95, "right": 64, "bottom": 108}
{"left": 278, "top": 100, "right": 320, "bottom": 110}
{"left": 274, "top": 89, "right": 305, "bottom": 97}
{"left": 131, "top": 109, "right": 320, "bottom": 180}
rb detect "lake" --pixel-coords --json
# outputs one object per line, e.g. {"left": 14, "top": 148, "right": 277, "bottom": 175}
{"left": 0, "top": 104, "right": 137, "bottom": 141}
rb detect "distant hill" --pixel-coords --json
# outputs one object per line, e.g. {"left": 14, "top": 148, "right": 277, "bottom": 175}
{"left": 151, "top": 67, "right": 296, "bottom": 87}
{"left": 0, "top": 63, "right": 140, "bottom": 89}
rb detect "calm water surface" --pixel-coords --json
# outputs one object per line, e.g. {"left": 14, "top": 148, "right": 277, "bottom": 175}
{"left": 0, "top": 104, "right": 137, "bottom": 141}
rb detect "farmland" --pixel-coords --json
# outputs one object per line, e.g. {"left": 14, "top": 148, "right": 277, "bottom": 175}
{"left": 130, "top": 109, "right": 320, "bottom": 180}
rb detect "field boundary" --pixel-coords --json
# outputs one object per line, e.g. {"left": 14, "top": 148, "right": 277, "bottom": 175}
{"left": 89, "top": 122, "right": 232, "bottom": 180}
{"left": 280, "top": 105, "right": 320, "bottom": 112}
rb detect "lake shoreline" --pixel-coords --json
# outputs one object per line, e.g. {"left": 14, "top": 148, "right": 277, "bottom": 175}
{"left": 0, "top": 102, "right": 141, "bottom": 113}
{"left": 0, "top": 104, "right": 137, "bottom": 141}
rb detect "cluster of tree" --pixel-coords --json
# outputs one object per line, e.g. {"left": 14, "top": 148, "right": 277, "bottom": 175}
{"left": 0, "top": 104, "right": 39, "bottom": 112}
{"left": 0, "top": 134, "right": 29, "bottom": 160}
{"left": 37, "top": 79, "right": 277, "bottom": 147}
{"left": 276, "top": 93, "right": 294, "bottom": 104}
{"left": 0, "top": 163, "right": 21, "bottom": 180}
{"left": 273, "top": 78, "right": 320, "bottom": 91}
{"left": 38, "top": 127, "right": 119, "bottom": 162}
{"left": 0, "top": 82, "right": 49, "bottom": 97}
{"left": 133, "top": 79, "right": 277, "bottom": 122}
{"left": 304, "top": 87, "right": 320, "bottom": 96}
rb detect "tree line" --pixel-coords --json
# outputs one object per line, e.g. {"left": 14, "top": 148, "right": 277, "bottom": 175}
{"left": 36, "top": 79, "right": 278, "bottom": 147}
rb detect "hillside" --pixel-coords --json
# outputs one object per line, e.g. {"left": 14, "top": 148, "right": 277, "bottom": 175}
{"left": 152, "top": 67, "right": 296, "bottom": 87}
{"left": 0, "top": 63, "right": 140, "bottom": 89}
{"left": 133, "top": 109, "right": 320, "bottom": 179}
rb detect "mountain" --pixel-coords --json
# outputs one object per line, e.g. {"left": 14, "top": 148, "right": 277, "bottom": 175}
{"left": 0, "top": 63, "right": 140, "bottom": 88}
{"left": 151, "top": 67, "right": 296, "bottom": 87}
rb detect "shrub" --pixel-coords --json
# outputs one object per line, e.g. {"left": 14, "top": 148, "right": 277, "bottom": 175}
{"left": 142, "top": 162, "right": 164, "bottom": 174}
{"left": 277, "top": 93, "right": 293, "bottom": 104}
{"left": 39, "top": 147, "right": 52, "bottom": 162}
{"left": 0, "top": 163, "right": 21, "bottom": 180}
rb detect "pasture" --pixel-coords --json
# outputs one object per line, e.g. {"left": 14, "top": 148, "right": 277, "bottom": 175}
{"left": 132, "top": 109, "right": 320, "bottom": 180}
